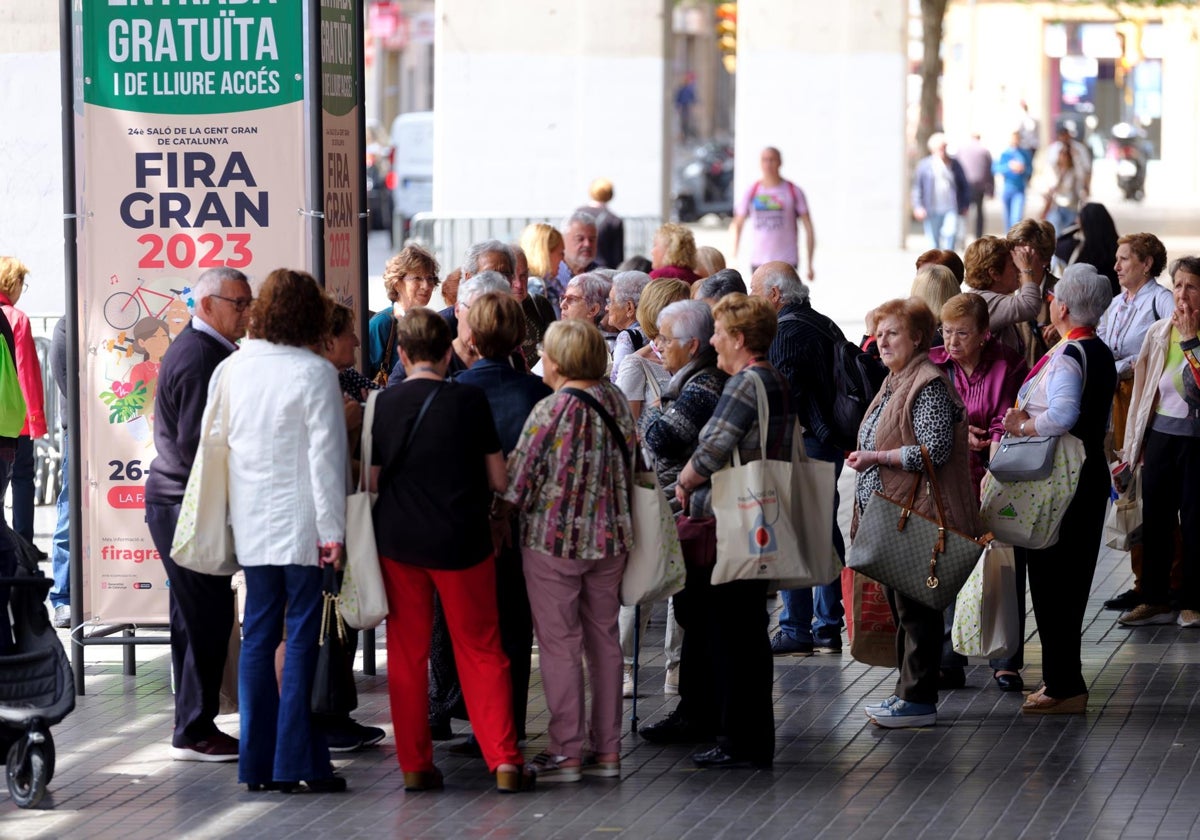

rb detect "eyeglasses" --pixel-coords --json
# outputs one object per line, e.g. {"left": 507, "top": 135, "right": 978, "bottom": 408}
{"left": 561, "top": 294, "right": 584, "bottom": 306}
{"left": 940, "top": 327, "right": 976, "bottom": 341}
{"left": 654, "top": 334, "right": 686, "bottom": 349}
{"left": 405, "top": 275, "right": 439, "bottom": 286}
{"left": 210, "top": 295, "right": 254, "bottom": 312}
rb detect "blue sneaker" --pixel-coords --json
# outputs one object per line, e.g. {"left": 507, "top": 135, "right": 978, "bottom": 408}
{"left": 863, "top": 694, "right": 901, "bottom": 715}
{"left": 866, "top": 698, "right": 937, "bottom": 728}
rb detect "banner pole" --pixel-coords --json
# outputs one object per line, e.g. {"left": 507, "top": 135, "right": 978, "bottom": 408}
{"left": 59, "top": 0, "right": 85, "bottom": 698}
{"left": 307, "top": 0, "right": 326, "bottom": 278}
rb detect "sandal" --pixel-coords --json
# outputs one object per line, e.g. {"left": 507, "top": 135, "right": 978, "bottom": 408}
{"left": 528, "top": 751, "right": 582, "bottom": 783}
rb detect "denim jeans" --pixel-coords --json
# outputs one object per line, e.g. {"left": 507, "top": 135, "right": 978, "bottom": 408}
{"left": 923, "top": 211, "right": 960, "bottom": 250}
{"left": 238, "top": 563, "right": 332, "bottom": 785}
{"left": 1002, "top": 189, "right": 1026, "bottom": 232}
{"left": 50, "top": 432, "right": 70, "bottom": 608}
{"left": 1046, "top": 205, "right": 1078, "bottom": 238}
{"left": 777, "top": 436, "right": 846, "bottom": 642}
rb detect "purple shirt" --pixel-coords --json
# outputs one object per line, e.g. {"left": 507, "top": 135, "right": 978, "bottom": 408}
{"left": 930, "top": 339, "right": 1029, "bottom": 497}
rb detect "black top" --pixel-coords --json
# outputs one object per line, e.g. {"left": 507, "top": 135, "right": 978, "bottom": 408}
{"left": 145, "top": 323, "right": 233, "bottom": 504}
{"left": 1066, "top": 337, "right": 1117, "bottom": 464}
{"left": 453, "top": 358, "right": 551, "bottom": 455}
{"left": 770, "top": 300, "right": 839, "bottom": 443}
{"left": 371, "top": 378, "right": 501, "bottom": 569}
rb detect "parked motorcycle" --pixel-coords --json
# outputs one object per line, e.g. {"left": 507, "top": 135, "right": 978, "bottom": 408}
{"left": 1111, "top": 122, "right": 1148, "bottom": 202}
{"left": 672, "top": 140, "right": 734, "bottom": 222}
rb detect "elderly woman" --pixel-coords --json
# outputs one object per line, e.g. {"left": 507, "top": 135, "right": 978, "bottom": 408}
{"left": 851, "top": 298, "right": 981, "bottom": 728}
{"left": 1000, "top": 265, "right": 1116, "bottom": 713}
{"left": 434, "top": 293, "right": 552, "bottom": 757}
{"left": 501, "top": 319, "right": 634, "bottom": 782}
{"left": 670, "top": 293, "right": 793, "bottom": 769}
{"left": 1097, "top": 234, "right": 1174, "bottom": 612}
{"left": 606, "top": 270, "right": 653, "bottom": 381}
{"left": 371, "top": 308, "right": 529, "bottom": 793}
{"left": 911, "top": 264, "right": 961, "bottom": 345}
{"left": 519, "top": 222, "right": 567, "bottom": 313}
{"left": 929, "top": 293, "right": 1029, "bottom": 691}
{"left": 0, "top": 257, "right": 46, "bottom": 545}
{"left": 219, "top": 269, "right": 348, "bottom": 793}
{"left": 368, "top": 244, "right": 440, "bottom": 384}
{"left": 964, "top": 234, "right": 1043, "bottom": 358}
{"left": 635, "top": 300, "right": 729, "bottom": 744}
{"left": 649, "top": 222, "right": 701, "bottom": 285}
{"left": 615, "top": 278, "right": 692, "bottom": 421}
{"left": 613, "top": 279, "right": 697, "bottom": 698}
{"left": 915, "top": 248, "right": 965, "bottom": 284}
{"left": 1008, "top": 218, "right": 1062, "bottom": 366}
{"left": 1114, "top": 257, "right": 1200, "bottom": 629}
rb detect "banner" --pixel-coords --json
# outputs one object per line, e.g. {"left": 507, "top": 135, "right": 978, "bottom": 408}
{"left": 77, "top": 1, "right": 310, "bottom": 622}
{"left": 321, "top": 0, "right": 365, "bottom": 333}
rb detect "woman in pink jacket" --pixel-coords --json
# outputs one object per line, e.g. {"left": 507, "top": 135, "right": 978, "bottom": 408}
{"left": 0, "top": 258, "right": 47, "bottom": 545}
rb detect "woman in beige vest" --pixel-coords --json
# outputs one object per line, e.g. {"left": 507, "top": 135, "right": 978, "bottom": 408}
{"left": 848, "top": 298, "right": 981, "bottom": 729}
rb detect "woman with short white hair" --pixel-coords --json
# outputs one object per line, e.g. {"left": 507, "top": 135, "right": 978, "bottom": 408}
{"left": 607, "top": 270, "right": 652, "bottom": 381}
{"left": 999, "top": 263, "right": 1117, "bottom": 714}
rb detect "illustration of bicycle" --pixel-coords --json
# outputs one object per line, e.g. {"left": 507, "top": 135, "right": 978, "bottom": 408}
{"left": 103, "top": 280, "right": 191, "bottom": 331}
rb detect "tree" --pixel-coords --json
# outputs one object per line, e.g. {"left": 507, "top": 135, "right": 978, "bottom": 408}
{"left": 916, "top": 0, "right": 950, "bottom": 155}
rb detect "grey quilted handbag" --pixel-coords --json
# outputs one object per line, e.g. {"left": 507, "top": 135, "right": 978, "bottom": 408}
{"left": 987, "top": 434, "right": 1056, "bottom": 482}
{"left": 848, "top": 447, "right": 993, "bottom": 611}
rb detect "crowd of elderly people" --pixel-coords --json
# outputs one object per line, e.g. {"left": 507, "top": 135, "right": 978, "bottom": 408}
{"left": 145, "top": 201, "right": 1197, "bottom": 792}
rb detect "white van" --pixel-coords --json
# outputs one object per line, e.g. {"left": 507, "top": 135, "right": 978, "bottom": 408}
{"left": 389, "top": 111, "right": 433, "bottom": 239}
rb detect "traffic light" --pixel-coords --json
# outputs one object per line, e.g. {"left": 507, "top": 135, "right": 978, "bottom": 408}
{"left": 716, "top": 2, "right": 736, "bottom": 74}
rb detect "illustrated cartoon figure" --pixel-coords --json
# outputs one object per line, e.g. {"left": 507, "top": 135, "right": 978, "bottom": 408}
{"left": 127, "top": 316, "right": 170, "bottom": 418}
{"left": 162, "top": 295, "right": 191, "bottom": 338}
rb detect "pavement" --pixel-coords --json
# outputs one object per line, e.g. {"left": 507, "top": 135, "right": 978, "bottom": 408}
{"left": 5, "top": 159, "right": 1198, "bottom": 838}
{"left": 5, "top": 472, "right": 1200, "bottom": 838}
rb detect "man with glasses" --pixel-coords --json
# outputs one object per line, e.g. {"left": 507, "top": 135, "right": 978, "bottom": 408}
{"left": 145, "top": 267, "right": 252, "bottom": 762}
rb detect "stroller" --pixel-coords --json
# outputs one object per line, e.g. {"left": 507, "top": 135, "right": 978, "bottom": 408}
{"left": 0, "top": 530, "right": 75, "bottom": 808}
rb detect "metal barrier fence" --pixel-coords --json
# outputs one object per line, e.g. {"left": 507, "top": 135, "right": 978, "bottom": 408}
{"left": 406, "top": 214, "right": 664, "bottom": 273}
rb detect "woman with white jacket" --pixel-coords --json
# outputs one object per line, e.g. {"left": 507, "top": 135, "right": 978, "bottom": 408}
{"left": 218, "top": 269, "right": 348, "bottom": 793}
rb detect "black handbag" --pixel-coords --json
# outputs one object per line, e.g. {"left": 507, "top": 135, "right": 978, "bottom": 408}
{"left": 848, "top": 446, "right": 993, "bottom": 611}
{"left": 311, "top": 565, "right": 357, "bottom": 718}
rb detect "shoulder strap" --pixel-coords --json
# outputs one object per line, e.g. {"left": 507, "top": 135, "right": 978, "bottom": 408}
{"left": 358, "top": 390, "right": 379, "bottom": 492}
{"left": 397, "top": 382, "right": 443, "bottom": 464}
{"left": 562, "top": 386, "right": 632, "bottom": 468}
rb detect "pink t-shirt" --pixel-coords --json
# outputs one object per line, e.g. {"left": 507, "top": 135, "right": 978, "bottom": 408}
{"left": 736, "top": 180, "right": 808, "bottom": 267}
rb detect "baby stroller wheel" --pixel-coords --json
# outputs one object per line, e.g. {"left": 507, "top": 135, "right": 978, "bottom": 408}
{"left": 39, "top": 732, "right": 56, "bottom": 785}
{"left": 6, "top": 741, "right": 48, "bottom": 808}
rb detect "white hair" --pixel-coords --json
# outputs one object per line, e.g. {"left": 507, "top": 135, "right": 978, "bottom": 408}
{"left": 612, "top": 271, "right": 651, "bottom": 305}
{"left": 659, "top": 299, "right": 713, "bottom": 346}
{"left": 459, "top": 270, "right": 512, "bottom": 306}
{"left": 193, "top": 267, "right": 248, "bottom": 303}
{"left": 759, "top": 263, "right": 810, "bottom": 306}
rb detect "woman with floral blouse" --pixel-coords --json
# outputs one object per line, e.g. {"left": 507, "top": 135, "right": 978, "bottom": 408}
{"left": 502, "top": 319, "right": 635, "bottom": 783}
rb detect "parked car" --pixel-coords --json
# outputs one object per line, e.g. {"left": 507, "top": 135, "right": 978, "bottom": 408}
{"left": 672, "top": 140, "right": 735, "bottom": 222}
{"left": 366, "top": 120, "right": 394, "bottom": 234}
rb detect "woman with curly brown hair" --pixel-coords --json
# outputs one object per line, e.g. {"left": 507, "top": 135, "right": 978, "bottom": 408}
{"left": 219, "top": 268, "right": 349, "bottom": 793}
{"left": 964, "top": 234, "right": 1043, "bottom": 357}
{"left": 368, "top": 244, "right": 440, "bottom": 383}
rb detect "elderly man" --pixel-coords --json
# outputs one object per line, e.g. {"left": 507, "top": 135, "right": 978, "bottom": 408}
{"left": 912, "top": 133, "right": 970, "bottom": 250}
{"left": 145, "top": 266, "right": 252, "bottom": 761}
{"left": 562, "top": 211, "right": 600, "bottom": 277}
{"left": 750, "top": 261, "right": 849, "bottom": 656}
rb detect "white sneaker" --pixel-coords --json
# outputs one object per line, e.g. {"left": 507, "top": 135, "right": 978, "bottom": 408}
{"left": 1178, "top": 610, "right": 1200, "bottom": 628}
{"left": 664, "top": 664, "right": 680, "bottom": 696}
{"left": 622, "top": 665, "right": 634, "bottom": 699}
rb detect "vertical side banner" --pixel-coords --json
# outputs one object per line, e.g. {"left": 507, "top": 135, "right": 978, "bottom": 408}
{"left": 321, "top": 0, "right": 365, "bottom": 331}
{"left": 77, "top": 3, "right": 308, "bottom": 622}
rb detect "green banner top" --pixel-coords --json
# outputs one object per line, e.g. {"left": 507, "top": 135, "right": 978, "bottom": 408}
{"left": 82, "top": 0, "right": 305, "bottom": 115}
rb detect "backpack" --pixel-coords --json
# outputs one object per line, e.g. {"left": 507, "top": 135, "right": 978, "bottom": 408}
{"left": 778, "top": 312, "right": 886, "bottom": 452}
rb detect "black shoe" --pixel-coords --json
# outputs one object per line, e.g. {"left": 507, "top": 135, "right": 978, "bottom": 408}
{"left": 324, "top": 727, "right": 364, "bottom": 753}
{"left": 770, "top": 630, "right": 814, "bottom": 656}
{"left": 639, "top": 709, "right": 706, "bottom": 745}
{"left": 246, "top": 782, "right": 283, "bottom": 792}
{"left": 813, "top": 631, "right": 843, "bottom": 653}
{"left": 938, "top": 668, "right": 966, "bottom": 690}
{"left": 1104, "top": 589, "right": 1143, "bottom": 611}
{"left": 691, "top": 745, "right": 771, "bottom": 770}
{"left": 994, "top": 672, "right": 1024, "bottom": 692}
{"left": 447, "top": 735, "right": 484, "bottom": 758}
{"left": 430, "top": 721, "right": 454, "bottom": 741}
